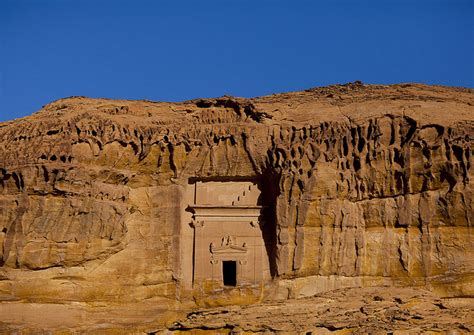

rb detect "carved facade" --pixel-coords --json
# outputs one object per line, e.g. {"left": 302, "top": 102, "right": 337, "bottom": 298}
{"left": 188, "top": 181, "right": 271, "bottom": 287}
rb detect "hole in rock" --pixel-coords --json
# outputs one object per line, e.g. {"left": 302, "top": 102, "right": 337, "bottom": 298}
{"left": 358, "top": 136, "right": 366, "bottom": 152}
{"left": 452, "top": 145, "right": 464, "bottom": 162}
{"left": 222, "top": 261, "right": 237, "bottom": 286}
{"left": 46, "top": 129, "right": 59, "bottom": 136}
{"left": 353, "top": 157, "right": 361, "bottom": 171}
{"left": 343, "top": 137, "right": 349, "bottom": 156}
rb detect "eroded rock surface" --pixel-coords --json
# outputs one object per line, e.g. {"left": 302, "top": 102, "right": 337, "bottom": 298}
{"left": 165, "top": 287, "right": 474, "bottom": 334}
{"left": 0, "top": 82, "right": 473, "bottom": 331}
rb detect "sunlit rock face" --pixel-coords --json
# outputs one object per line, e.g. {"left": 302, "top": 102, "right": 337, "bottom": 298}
{"left": 0, "top": 83, "right": 472, "bottom": 309}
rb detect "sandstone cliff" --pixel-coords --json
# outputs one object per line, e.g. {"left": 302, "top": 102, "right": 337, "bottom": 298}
{"left": 0, "top": 82, "right": 473, "bottom": 331}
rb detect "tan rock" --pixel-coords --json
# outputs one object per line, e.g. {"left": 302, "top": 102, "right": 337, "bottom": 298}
{"left": 0, "top": 82, "right": 472, "bottom": 331}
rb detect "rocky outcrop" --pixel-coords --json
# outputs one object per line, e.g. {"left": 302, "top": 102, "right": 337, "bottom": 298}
{"left": 166, "top": 287, "right": 474, "bottom": 334}
{"left": 0, "top": 82, "right": 473, "bottom": 330}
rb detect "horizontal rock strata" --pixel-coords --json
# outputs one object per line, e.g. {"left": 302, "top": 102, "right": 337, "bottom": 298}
{"left": 0, "top": 83, "right": 472, "bottom": 316}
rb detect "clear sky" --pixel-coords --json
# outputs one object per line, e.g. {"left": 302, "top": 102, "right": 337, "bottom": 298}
{"left": 1, "top": 0, "right": 473, "bottom": 122}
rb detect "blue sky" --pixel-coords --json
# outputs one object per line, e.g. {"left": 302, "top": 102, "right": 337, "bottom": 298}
{"left": 1, "top": 0, "right": 473, "bottom": 121}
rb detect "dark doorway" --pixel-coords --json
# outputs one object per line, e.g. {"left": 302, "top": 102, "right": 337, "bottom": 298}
{"left": 222, "top": 261, "right": 237, "bottom": 286}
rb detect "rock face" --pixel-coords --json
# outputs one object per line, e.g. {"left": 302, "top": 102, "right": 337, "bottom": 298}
{"left": 167, "top": 287, "right": 474, "bottom": 334}
{"left": 0, "top": 82, "right": 473, "bottom": 330}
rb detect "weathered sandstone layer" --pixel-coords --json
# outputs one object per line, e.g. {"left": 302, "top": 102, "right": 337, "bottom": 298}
{"left": 0, "top": 82, "right": 472, "bottom": 332}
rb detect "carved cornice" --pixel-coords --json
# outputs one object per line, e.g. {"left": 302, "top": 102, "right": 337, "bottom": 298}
{"left": 188, "top": 205, "right": 264, "bottom": 224}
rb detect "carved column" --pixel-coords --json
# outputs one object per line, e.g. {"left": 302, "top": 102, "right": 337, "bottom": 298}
{"left": 191, "top": 219, "right": 204, "bottom": 284}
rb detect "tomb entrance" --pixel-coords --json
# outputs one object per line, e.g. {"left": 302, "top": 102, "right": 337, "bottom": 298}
{"left": 188, "top": 179, "right": 272, "bottom": 288}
